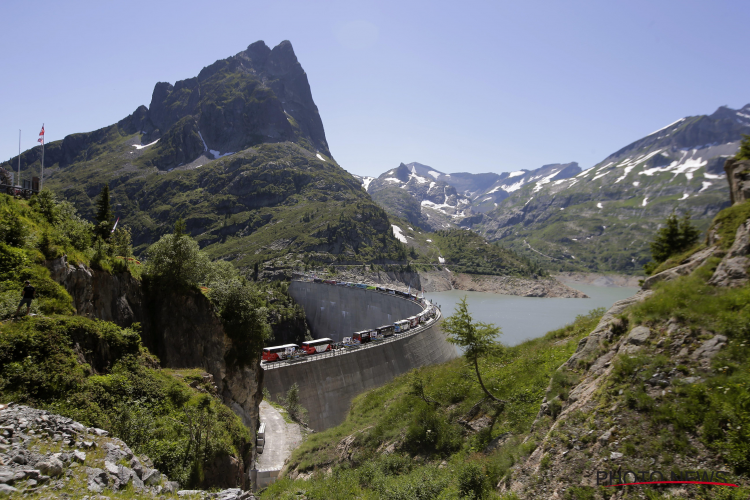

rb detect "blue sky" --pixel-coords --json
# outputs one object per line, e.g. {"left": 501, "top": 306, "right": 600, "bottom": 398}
{"left": 1, "top": 0, "right": 748, "bottom": 177}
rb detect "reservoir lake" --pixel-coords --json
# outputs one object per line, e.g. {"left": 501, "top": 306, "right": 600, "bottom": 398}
{"left": 428, "top": 284, "right": 639, "bottom": 348}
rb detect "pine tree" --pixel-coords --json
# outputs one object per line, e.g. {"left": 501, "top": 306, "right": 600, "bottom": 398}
{"left": 648, "top": 211, "right": 700, "bottom": 265}
{"left": 94, "top": 184, "right": 113, "bottom": 239}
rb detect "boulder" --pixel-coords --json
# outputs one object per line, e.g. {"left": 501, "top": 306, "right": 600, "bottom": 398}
{"left": 36, "top": 457, "right": 63, "bottom": 477}
{"left": 626, "top": 326, "right": 651, "bottom": 346}
{"left": 691, "top": 335, "right": 727, "bottom": 360}
{"left": 142, "top": 468, "right": 161, "bottom": 486}
{"left": 0, "top": 483, "right": 18, "bottom": 495}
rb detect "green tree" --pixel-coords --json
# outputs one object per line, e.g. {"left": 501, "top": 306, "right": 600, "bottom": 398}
{"left": 442, "top": 297, "right": 506, "bottom": 404}
{"left": 30, "top": 189, "right": 59, "bottom": 225}
{"left": 737, "top": 134, "right": 750, "bottom": 161}
{"left": 111, "top": 226, "right": 133, "bottom": 258}
{"left": 145, "top": 219, "right": 210, "bottom": 287}
{"left": 648, "top": 211, "right": 701, "bottom": 267}
{"left": 208, "top": 278, "right": 270, "bottom": 368}
{"left": 94, "top": 184, "right": 114, "bottom": 239}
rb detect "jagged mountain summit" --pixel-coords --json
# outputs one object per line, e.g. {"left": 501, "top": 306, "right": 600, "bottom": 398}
{"left": 2, "top": 41, "right": 405, "bottom": 270}
{"left": 357, "top": 161, "right": 581, "bottom": 230}
{"left": 127, "top": 39, "right": 331, "bottom": 170}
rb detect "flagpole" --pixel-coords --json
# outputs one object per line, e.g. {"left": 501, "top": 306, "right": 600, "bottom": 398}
{"left": 18, "top": 130, "right": 21, "bottom": 188}
{"left": 40, "top": 124, "right": 44, "bottom": 191}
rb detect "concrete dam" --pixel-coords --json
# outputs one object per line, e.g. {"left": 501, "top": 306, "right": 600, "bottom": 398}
{"left": 263, "top": 281, "right": 457, "bottom": 430}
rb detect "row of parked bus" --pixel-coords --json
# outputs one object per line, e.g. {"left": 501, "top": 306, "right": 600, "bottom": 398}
{"left": 261, "top": 305, "right": 438, "bottom": 362}
{"left": 312, "top": 278, "right": 422, "bottom": 301}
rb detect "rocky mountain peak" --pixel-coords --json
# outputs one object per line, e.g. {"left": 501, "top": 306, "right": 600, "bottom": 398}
{"left": 125, "top": 40, "right": 329, "bottom": 170}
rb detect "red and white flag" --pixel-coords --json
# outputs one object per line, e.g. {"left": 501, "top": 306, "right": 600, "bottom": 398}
{"left": 37, "top": 125, "right": 44, "bottom": 144}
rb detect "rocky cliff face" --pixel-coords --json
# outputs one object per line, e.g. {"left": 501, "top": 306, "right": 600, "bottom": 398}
{"left": 46, "top": 256, "right": 145, "bottom": 328}
{"left": 725, "top": 158, "right": 750, "bottom": 205}
{"left": 45, "top": 258, "right": 264, "bottom": 473}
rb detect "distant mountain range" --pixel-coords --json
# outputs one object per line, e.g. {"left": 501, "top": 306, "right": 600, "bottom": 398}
{"left": 358, "top": 103, "right": 750, "bottom": 273}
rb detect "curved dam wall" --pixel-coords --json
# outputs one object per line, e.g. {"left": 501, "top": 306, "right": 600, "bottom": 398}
{"left": 264, "top": 283, "right": 457, "bottom": 431}
{"left": 288, "top": 281, "right": 423, "bottom": 342}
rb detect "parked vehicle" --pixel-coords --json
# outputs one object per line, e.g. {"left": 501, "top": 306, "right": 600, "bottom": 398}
{"left": 262, "top": 344, "right": 299, "bottom": 362}
{"left": 394, "top": 320, "right": 410, "bottom": 333}
{"left": 353, "top": 330, "right": 372, "bottom": 344}
{"left": 301, "top": 338, "right": 333, "bottom": 354}
{"left": 377, "top": 324, "right": 395, "bottom": 337}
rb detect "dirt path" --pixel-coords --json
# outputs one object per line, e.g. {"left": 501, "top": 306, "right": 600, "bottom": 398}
{"left": 257, "top": 401, "right": 303, "bottom": 470}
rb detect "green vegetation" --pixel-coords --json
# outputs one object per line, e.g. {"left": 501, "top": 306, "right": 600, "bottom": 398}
{"left": 277, "top": 382, "right": 308, "bottom": 426}
{"left": 736, "top": 134, "right": 750, "bottom": 161}
{"left": 443, "top": 297, "right": 505, "bottom": 404}
{"left": 259, "top": 308, "right": 604, "bottom": 499}
{"left": 708, "top": 199, "right": 750, "bottom": 250}
{"left": 0, "top": 316, "right": 250, "bottom": 487}
{"left": 644, "top": 211, "right": 700, "bottom": 274}
{"left": 592, "top": 260, "right": 750, "bottom": 479}
{"left": 94, "top": 183, "right": 114, "bottom": 239}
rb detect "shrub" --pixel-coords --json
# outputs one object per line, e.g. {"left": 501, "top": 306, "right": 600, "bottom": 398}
{"left": 458, "top": 462, "right": 489, "bottom": 499}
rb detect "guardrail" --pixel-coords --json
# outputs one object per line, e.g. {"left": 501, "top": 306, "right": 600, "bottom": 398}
{"left": 262, "top": 283, "right": 442, "bottom": 371}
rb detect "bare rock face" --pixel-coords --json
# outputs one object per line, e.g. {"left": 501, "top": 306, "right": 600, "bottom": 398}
{"left": 709, "top": 220, "right": 750, "bottom": 287}
{"left": 46, "top": 255, "right": 145, "bottom": 328}
{"left": 724, "top": 158, "right": 750, "bottom": 205}
{"left": 642, "top": 245, "right": 718, "bottom": 290}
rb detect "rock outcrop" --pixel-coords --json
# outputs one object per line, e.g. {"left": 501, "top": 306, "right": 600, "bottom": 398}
{"left": 46, "top": 255, "right": 145, "bottom": 328}
{"left": 45, "top": 259, "right": 264, "bottom": 486}
{"left": 724, "top": 158, "right": 750, "bottom": 205}
{"left": 0, "top": 403, "right": 254, "bottom": 498}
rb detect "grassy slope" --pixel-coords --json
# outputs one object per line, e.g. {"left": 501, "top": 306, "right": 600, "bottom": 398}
{"left": 259, "top": 309, "right": 604, "bottom": 499}
{"left": 31, "top": 135, "right": 407, "bottom": 271}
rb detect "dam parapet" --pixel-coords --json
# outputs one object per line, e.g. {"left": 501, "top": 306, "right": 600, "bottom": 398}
{"left": 263, "top": 280, "right": 457, "bottom": 431}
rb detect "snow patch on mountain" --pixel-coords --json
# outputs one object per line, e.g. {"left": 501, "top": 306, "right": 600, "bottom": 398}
{"left": 391, "top": 225, "right": 407, "bottom": 243}
{"left": 428, "top": 170, "right": 441, "bottom": 179}
{"left": 508, "top": 170, "right": 525, "bottom": 178}
{"left": 533, "top": 170, "right": 560, "bottom": 193}
{"left": 361, "top": 176, "right": 375, "bottom": 191}
{"left": 133, "top": 139, "right": 159, "bottom": 150}
{"left": 502, "top": 180, "right": 526, "bottom": 192}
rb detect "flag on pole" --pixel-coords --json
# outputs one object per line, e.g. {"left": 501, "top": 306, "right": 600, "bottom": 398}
{"left": 38, "top": 125, "right": 44, "bottom": 144}
{"left": 111, "top": 217, "right": 120, "bottom": 233}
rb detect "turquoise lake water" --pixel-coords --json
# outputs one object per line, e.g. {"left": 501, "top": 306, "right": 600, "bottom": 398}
{"left": 427, "top": 284, "right": 639, "bottom": 347}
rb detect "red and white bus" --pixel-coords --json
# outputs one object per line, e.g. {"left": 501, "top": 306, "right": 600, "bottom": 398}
{"left": 262, "top": 344, "right": 299, "bottom": 362}
{"left": 301, "top": 338, "right": 333, "bottom": 354}
{"left": 408, "top": 316, "right": 419, "bottom": 328}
